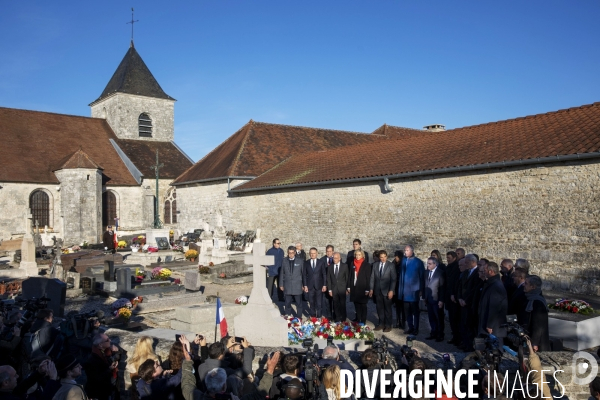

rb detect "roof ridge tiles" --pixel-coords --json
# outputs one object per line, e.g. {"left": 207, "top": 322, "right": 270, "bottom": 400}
{"left": 250, "top": 120, "right": 370, "bottom": 135}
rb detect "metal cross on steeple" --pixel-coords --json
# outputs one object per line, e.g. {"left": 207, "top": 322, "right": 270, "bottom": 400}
{"left": 126, "top": 8, "right": 139, "bottom": 44}
{"left": 150, "top": 149, "right": 164, "bottom": 228}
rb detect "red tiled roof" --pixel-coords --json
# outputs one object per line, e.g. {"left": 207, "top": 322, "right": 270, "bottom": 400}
{"left": 233, "top": 102, "right": 600, "bottom": 191}
{"left": 115, "top": 139, "right": 193, "bottom": 179}
{"left": 56, "top": 149, "right": 103, "bottom": 170}
{"left": 0, "top": 107, "right": 139, "bottom": 186}
{"left": 173, "top": 120, "right": 393, "bottom": 185}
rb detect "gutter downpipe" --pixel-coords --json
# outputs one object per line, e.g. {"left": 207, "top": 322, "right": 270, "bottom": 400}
{"left": 228, "top": 152, "right": 600, "bottom": 194}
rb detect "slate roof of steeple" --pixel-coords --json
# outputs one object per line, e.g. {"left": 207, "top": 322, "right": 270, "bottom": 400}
{"left": 90, "top": 42, "right": 175, "bottom": 105}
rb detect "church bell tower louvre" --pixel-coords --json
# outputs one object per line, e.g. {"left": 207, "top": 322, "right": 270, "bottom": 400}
{"left": 89, "top": 40, "right": 176, "bottom": 142}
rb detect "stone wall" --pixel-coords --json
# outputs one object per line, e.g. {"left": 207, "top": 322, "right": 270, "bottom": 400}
{"left": 0, "top": 182, "right": 62, "bottom": 240}
{"left": 176, "top": 160, "right": 600, "bottom": 295}
{"left": 55, "top": 168, "right": 102, "bottom": 245}
{"left": 91, "top": 93, "right": 175, "bottom": 142}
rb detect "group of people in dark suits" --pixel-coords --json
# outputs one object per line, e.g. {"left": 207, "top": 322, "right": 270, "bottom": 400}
{"left": 266, "top": 239, "right": 551, "bottom": 353}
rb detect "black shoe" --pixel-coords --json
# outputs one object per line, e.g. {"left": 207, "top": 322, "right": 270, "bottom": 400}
{"left": 374, "top": 325, "right": 383, "bottom": 331}
{"left": 383, "top": 327, "right": 392, "bottom": 333}
{"left": 425, "top": 335, "right": 436, "bottom": 340}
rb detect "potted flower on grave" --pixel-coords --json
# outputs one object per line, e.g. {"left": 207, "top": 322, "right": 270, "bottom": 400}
{"left": 116, "top": 307, "right": 132, "bottom": 323}
{"left": 134, "top": 268, "right": 146, "bottom": 283}
{"left": 185, "top": 249, "right": 199, "bottom": 262}
{"left": 198, "top": 266, "right": 210, "bottom": 274}
{"left": 117, "top": 240, "right": 127, "bottom": 249}
{"left": 151, "top": 267, "right": 172, "bottom": 281}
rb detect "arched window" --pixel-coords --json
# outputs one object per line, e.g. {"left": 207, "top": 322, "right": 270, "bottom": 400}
{"left": 102, "top": 190, "right": 118, "bottom": 227}
{"left": 163, "top": 189, "right": 177, "bottom": 225}
{"left": 30, "top": 190, "right": 50, "bottom": 228}
{"left": 138, "top": 113, "right": 152, "bottom": 137}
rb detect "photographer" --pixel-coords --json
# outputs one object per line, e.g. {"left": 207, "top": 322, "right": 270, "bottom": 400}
{"left": 197, "top": 338, "right": 252, "bottom": 391}
{"left": 83, "top": 333, "right": 119, "bottom": 400}
{"left": 181, "top": 334, "right": 280, "bottom": 400}
{"left": 28, "top": 309, "right": 63, "bottom": 360}
{"left": 523, "top": 338, "right": 551, "bottom": 399}
{"left": 136, "top": 357, "right": 182, "bottom": 400}
{"left": 269, "top": 354, "right": 304, "bottom": 399}
{"left": 317, "top": 345, "right": 354, "bottom": 375}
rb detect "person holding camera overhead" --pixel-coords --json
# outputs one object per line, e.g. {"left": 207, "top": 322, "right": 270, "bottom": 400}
{"left": 83, "top": 333, "right": 120, "bottom": 400}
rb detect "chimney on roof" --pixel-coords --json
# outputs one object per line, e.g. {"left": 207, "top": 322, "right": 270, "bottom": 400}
{"left": 423, "top": 124, "right": 445, "bottom": 132}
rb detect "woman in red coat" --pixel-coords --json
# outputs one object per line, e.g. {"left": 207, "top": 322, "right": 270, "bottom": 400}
{"left": 348, "top": 250, "right": 372, "bottom": 324}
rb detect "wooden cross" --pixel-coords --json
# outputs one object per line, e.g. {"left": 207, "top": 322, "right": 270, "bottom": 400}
{"left": 244, "top": 242, "right": 274, "bottom": 305}
{"left": 126, "top": 8, "right": 139, "bottom": 43}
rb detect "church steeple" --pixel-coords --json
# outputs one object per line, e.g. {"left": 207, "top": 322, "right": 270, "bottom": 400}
{"left": 90, "top": 45, "right": 174, "bottom": 105}
{"left": 89, "top": 45, "right": 176, "bottom": 142}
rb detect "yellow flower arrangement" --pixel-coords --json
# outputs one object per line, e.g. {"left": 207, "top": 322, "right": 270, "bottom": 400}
{"left": 117, "top": 240, "right": 127, "bottom": 248}
{"left": 185, "top": 249, "right": 199, "bottom": 260}
{"left": 117, "top": 307, "right": 132, "bottom": 320}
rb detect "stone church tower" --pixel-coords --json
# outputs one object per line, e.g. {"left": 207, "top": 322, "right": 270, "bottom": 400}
{"left": 89, "top": 41, "right": 175, "bottom": 142}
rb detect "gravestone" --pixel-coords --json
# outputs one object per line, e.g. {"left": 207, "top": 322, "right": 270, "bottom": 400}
{"left": 65, "top": 271, "right": 80, "bottom": 289}
{"left": 22, "top": 277, "right": 66, "bottom": 317}
{"left": 156, "top": 237, "right": 170, "bottom": 250}
{"left": 19, "top": 210, "right": 39, "bottom": 277}
{"left": 198, "top": 226, "right": 213, "bottom": 265}
{"left": 184, "top": 271, "right": 201, "bottom": 291}
{"left": 189, "top": 242, "right": 200, "bottom": 253}
{"left": 117, "top": 268, "right": 132, "bottom": 294}
{"left": 104, "top": 260, "right": 115, "bottom": 282}
{"left": 81, "top": 276, "right": 95, "bottom": 294}
{"left": 234, "top": 241, "right": 288, "bottom": 346}
{"left": 165, "top": 256, "right": 173, "bottom": 263}
{"left": 211, "top": 222, "right": 229, "bottom": 265}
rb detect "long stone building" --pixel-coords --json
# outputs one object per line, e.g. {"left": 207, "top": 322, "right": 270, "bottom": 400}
{"left": 0, "top": 42, "right": 193, "bottom": 245}
{"left": 173, "top": 103, "right": 600, "bottom": 296}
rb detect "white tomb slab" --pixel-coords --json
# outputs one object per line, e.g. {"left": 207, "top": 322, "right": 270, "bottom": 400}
{"left": 548, "top": 311, "right": 600, "bottom": 350}
{"left": 234, "top": 242, "right": 288, "bottom": 347}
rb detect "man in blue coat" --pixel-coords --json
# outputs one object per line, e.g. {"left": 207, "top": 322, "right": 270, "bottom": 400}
{"left": 266, "top": 238, "right": 284, "bottom": 302}
{"left": 280, "top": 246, "right": 306, "bottom": 318}
{"left": 397, "top": 245, "right": 425, "bottom": 334}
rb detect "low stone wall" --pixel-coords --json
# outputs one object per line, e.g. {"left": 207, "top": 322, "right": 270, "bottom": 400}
{"left": 177, "top": 160, "right": 600, "bottom": 296}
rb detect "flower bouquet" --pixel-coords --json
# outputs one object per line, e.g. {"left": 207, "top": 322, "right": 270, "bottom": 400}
{"left": 132, "top": 235, "right": 146, "bottom": 246}
{"left": 185, "top": 249, "right": 199, "bottom": 261}
{"left": 235, "top": 296, "right": 249, "bottom": 305}
{"left": 117, "top": 240, "right": 127, "bottom": 249}
{"left": 286, "top": 316, "right": 375, "bottom": 345}
{"left": 116, "top": 307, "right": 132, "bottom": 321}
{"left": 134, "top": 268, "right": 147, "bottom": 283}
{"left": 549, "top": 299, "right": 595, "bottom": 315}
{"left": 199, "top": 266, "right": 210, "bottom": 274}
{"left": 71, "top": 245, "right": 81, "bottom": 252}
{"left": 151, "top": 267, "right": 172, "bottom": 280}
{"left": 172, "top": 244, "right": 184, "bottom": 253}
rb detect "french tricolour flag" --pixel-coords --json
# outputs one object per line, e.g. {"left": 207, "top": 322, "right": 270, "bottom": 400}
{"left": 216, "top": 298, "right": 228, "bottom": 338}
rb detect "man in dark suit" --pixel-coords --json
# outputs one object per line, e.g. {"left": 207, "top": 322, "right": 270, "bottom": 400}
{"left": 303, "top": 247, "right": 327, "bottom": 318}
{"left": 424, "top": 257, "right": 445, "bottom": 341}
{"left": 346, "top": 239, "right": 369, "bottom": 273}
{"left": 369, "top": 250, "right": 397, "bottom": 332}
{"left": 280, "top": 246, "right": 306, "bottom": 319}
{"left": 444, "top": 251, "right": 461, "bottom": 344}
{"left": 327, "top": 252, "right": 349, "bottom": 322}
{"left": 295, "top": 243, "right": 307, "bottom": 261}
{"left": 500, "top": 259, "right": 517, "bottom": 299}
{"left": 102, "top": 226, "right": 116, "bottom": 254}
{"left": 456, "top": 255, "right": 482, "bottom": 351}
{"left": 477, "top": 262, "right": 507, "bottom": 340}
{"left": 508, "top": 268, "right": 527, "bottom": 323}
{"left": 320, "top": 245, "right": 335, "bottom": 319}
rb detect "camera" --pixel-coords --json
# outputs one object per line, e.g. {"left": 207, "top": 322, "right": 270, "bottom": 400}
{"left": 473, "top": 334, "right": 502, "bottom": 372}
{"left": 302, "top": 340, "right": 320, "bottom": 399}
{"left": 61, "top": 310, "right": 106, "bottom": 342}
{"left": 15, "top": 296, "right": 51, "bottom": 328}
{"left": 365, "top": 335, "right": 398, "bottom": 371}
{"left": 501, "top": 314, "right": 528, "bottom": 348}
{"left": 400, "top": 335, "right": 417, "bottom": 363}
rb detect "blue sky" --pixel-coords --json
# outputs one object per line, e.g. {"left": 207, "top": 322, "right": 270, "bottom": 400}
{"left": 1, "top": 1, "right": 599, "bottom": 161}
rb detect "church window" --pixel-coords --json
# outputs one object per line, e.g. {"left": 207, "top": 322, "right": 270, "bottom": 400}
{"left": 30, "top": 190, "right": 50, "bottom": 228}
{"left": 102, "top": 190, "right": 118, "bottom": 227}
{"left": 139, "top": 113, "right": 152, "bottom": 137}
{"left": 164, "top": 189, "right": 177, "bottom": 225}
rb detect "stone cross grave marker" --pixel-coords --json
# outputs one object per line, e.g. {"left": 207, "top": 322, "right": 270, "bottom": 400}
{"left": 24, "top": 209, "right": 33, "bottom": 238}
{"left": 117, "top": 268, "right": 132, "bottom": 294}
{"left": 234, "top": 241, "right": 288, "bottom": 346}
{"left": 244, "top": 242, "right": 274, "bottom": 305}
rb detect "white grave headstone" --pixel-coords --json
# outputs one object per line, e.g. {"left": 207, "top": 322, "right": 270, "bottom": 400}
{"left": 234, "top": 242, "right": 288, "bottom": 346}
